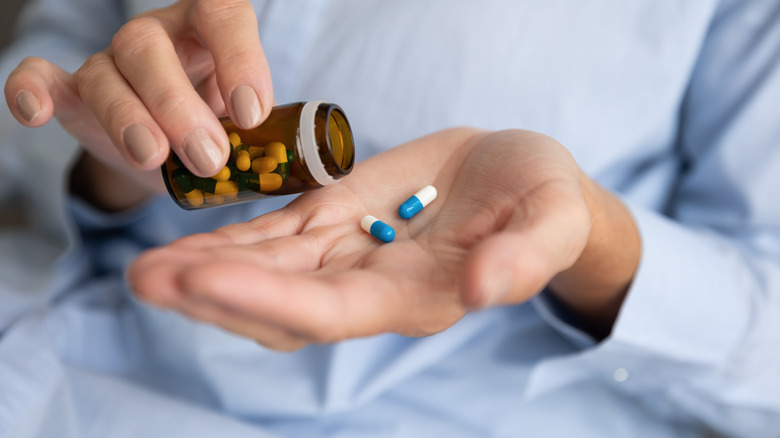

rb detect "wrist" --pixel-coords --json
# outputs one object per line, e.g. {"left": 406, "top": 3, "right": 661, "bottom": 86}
{"left": 69, "top": 151, "right": 159, "bottom": 212}
{"left": 547, "top": 170, "right": 641, "bottom": 338}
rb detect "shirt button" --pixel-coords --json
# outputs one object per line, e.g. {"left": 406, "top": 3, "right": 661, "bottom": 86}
{"left": 613, "top": 368, "right": 629, "bottom": 382}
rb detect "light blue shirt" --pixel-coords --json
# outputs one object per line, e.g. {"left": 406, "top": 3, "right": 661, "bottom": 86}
{"left": 1, "top": 0, "right": 780, "bottom": 437}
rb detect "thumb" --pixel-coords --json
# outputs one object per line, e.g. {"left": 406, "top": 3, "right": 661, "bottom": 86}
{"left": 461, "top": 181, "right": 590, "bottom": 309}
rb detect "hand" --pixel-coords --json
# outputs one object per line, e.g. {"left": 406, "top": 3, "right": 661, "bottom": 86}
{"left": 4, "top": 0, "right": 273, "bottom": 209}
{"left": 128, "top": 128, "right": 640, "bottom": 350}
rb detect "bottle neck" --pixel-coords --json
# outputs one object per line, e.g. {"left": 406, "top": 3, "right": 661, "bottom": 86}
{"left": 297, "top": 101, "right": 354, "bottom": 186}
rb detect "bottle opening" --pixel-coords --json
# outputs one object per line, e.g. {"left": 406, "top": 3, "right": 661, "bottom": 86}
{"left": 326, "top": 107, "right": 355, "bottom": 173}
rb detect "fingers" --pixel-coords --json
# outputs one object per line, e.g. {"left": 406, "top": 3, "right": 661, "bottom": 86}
{"left": 129, "top": 255, "right": 386, "bottom": 348}
{"left": 75, "top": 0, "right": 272, "bottom": 177}
{"left": 107, "top": 16, "right": 230, "bottom": 176}
{"left": 208, "top": 207, "right": 306, "bottom": 246}
{"left": 179, "top": 261, "right": 402, "bottom": 342}
{"left": 190, "top": 0, "right": 273, "bottom": 128}
{"left": 4, "top": 57, "right": 79, "bottom": 128}
{"left": 128, "top": 246, "right": 310, "bottom": 351}
{"left": 75, "top": 51, "right": 170, "bottom": 170}
{"left": 129, "top": 241, "right": 453, "bottom": 346}
{"left": 8, "top": 0, "right": 273, "bottom": 178}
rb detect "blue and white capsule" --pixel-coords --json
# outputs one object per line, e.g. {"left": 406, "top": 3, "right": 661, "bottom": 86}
{"left": 398, "top": 185, "right": 438, "bottom": 219}
{"left": 361, "top": 215, "right": 395, "bottom": 243}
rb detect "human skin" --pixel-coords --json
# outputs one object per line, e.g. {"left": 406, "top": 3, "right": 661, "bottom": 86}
{"left": 4, "top": 0, "right": 640, "bottom": 348}
{"left": 128, "top": 127, "right": 640, "bottom": 349}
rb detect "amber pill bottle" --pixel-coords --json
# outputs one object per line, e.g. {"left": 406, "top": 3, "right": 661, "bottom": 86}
{"left": 162, "top": 101, "right": 355, "bottom": 210}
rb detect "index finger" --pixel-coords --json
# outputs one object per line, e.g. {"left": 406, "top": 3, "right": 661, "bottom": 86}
{"left": 190, "top": 0, "right": 273, "bottom": 129}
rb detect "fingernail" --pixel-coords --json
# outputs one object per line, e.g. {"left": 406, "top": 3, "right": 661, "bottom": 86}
{"left": 231, "top": 85, "right": 261, "bottom": 129}
{"left": 123, "top": 123, "right": 158, "bottom": 165}
{"left": 181, "top": 129, "right": 223, "bottom": 176}
{"left": 480, "top": 269, "right": 513, "bottom": 308}
{"left": 16, "top": 90, "right": 40, "bottom": 123}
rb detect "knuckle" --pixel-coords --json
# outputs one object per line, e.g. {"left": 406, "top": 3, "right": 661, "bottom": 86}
{"left": 192, "top": 0, "right": 252, "bottom": 27}
{"left": 102, "top": 99, "right": 138, "bottom": 130}
{"left": 149, "top": 89, "right": 189, "bottom": 117}
{"left": 221, "top": 48, "right": 258, "bottom": 67}
{"left": 111, "top": 16, "right": 167, "bottom": 57}
{"left": 193, "top": 0, "right": 247, "bottom": 16}
{"left": 75, "top": 52, "right": 113, "bottom": 85}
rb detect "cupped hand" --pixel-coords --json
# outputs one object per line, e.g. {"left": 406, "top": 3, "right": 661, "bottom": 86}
{"left": 4, "top": 0, "right": 272, "bottom": 198}
{"left": 128, "top": 127, "right": 629, "bottom": 350}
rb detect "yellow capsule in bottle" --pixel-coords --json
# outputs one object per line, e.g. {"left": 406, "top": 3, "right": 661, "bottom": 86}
{"left": 236, "top": 150, "right": 251, "bottom": 171}
{"left": 248, "top": 146, "right": 265, "bottom": 159}
{"left": 183, "top": 188, "right": 205, "bottom": 208}
{"left": 213, "top": 166, "right": 231, "bottom": 182}
{"left": 214, "top": 181, "right": 239, "bottom": 198}
{"left": 252, "top": 156, "right": 278, "bottom": 174}
{"left": 228, "top": 132, "right": 242, "bottom": 149}
{"left": 258, "top": 173, "right": 283, "bottom": 192}
{"left": 265, "top": 141, "right": 288, "bottom": 164}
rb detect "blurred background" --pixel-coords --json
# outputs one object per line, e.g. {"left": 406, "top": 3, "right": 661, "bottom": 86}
{"left": 0, "top": 0, "right": 28, "bottom": 227}
{"left": 1, "top": 0, "right": 27, "bottom": 51}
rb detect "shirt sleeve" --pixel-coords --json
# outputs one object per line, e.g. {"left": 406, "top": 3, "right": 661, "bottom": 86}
{"left": 528, "top": 0, "right": 780, "bottom": 436}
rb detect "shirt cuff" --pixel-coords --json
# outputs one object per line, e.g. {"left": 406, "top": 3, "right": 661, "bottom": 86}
{"left": 526, "top": 202, "right": 754, "bottom": 398}
{"left": 68, "top": 194, "right": 166, "bottom": 233}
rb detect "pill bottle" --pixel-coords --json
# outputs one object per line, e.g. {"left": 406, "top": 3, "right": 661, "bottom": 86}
{"left": 162, "top": 101, "right": 355, "bottom": 210}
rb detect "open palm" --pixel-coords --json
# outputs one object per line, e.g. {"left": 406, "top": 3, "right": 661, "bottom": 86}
{"left": 128, "top": 128, "right": 592, "bottom": 350}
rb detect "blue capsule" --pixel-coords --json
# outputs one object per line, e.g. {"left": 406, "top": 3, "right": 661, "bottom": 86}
{"left": 361, "top": 215, "right": 395, "bottom": 243}
{"left": 398, "top": 185, "right": 438, "bottom": 219}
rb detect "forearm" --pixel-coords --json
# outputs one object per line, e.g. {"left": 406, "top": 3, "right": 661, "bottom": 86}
{"left": 547, "top": 170, "right": 641, "bottom": 339}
